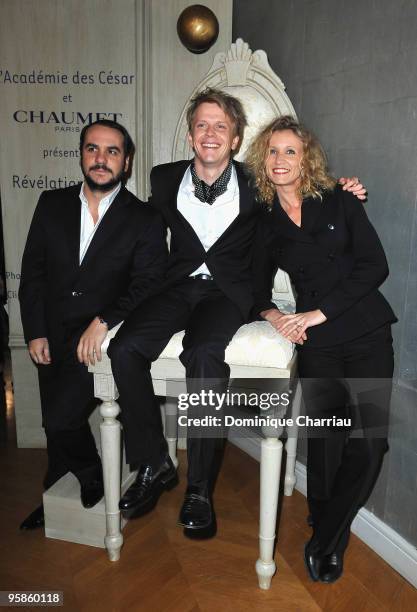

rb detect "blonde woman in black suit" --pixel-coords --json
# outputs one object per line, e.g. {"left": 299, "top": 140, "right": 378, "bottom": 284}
{"left": 247, "top": 116, "right": 396, "bottom": 583}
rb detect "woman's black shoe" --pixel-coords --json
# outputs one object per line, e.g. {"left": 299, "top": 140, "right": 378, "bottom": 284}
{"left": 320, "top": 552, "right": 344, "bottom": 583}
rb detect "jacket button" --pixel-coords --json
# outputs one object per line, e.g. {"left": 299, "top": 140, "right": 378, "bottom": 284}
{"left": 298, "top": 266, "right": 305, "bottom": 273}
{"left": 310, "top": 290, "right": 318, "bottom": 297}
{"left": 328, "top": 224, "right": 335, "bottom": 230}
{"left": 71, "top": 291, "right": 83, "bottom": 297}
{"left": 327, "top": 253, "right": 335, "bottom": 261}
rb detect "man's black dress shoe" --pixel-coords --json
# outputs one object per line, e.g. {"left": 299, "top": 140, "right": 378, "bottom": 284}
{"left": 304, "top": 539, "right": 323, "bottom": 582}
{"left": 320, "top": 551, "right": 344, "bottom": 583}
{"left": 19, "top": 504, "right": 44, "bottom": 530}
{"left": 119, "top": 455, "right": 178, "bottom": 519}
{"left": 81, "top": 479, "right": 104, "bottom": 509}
{"left": 178, "top": 486, "right": 217, "bottom": 539}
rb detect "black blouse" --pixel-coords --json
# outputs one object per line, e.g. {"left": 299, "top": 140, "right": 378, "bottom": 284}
{"left": 252, "top": 185, "right": 396, "bottom": 347}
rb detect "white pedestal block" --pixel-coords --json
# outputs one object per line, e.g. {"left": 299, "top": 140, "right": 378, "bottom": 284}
{"left": 43, "top": 403, "right": 135, "bottom": 549}
{"left": 43, "top": 469, "right": 134, "bottom": 548}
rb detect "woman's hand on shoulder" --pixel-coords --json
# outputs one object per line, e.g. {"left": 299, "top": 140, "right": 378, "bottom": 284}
{"left": 338, "top": 176, "right": 367, "bottom": 201}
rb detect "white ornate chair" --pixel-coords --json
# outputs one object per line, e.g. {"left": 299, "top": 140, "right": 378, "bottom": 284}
{"left": 91, "top": 268, "right": 301, "bottom": 590}
{"left": 90, "top": 39, "right": 301, "bottom": 590}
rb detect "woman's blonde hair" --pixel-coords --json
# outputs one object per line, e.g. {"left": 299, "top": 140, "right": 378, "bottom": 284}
{"left": 245, "top": 115, "right": 336, "bottom": 205}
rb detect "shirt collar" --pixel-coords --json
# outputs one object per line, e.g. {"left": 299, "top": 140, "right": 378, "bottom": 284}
{"left": 79, "top": 181, "right": 121, "bottom": 208}
{"left": 183, "top": 162, "right": 238, "bottom": 201}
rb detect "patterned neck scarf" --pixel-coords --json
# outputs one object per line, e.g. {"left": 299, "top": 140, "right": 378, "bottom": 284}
{"left": 191, "top": 160, "right": 233, "bottom": 205}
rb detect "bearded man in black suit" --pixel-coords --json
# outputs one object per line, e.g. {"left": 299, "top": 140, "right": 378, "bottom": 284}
{"left": 110, "top": 89, "right": 366, "bottom": 538}
{"left": 18, "top": 119, "right": 167, "bottom": 530}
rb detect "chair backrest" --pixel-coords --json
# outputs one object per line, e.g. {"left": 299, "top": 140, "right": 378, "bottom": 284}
{"left": 173, "top": 39, "right": 297, "bottom": 162}
{"left": 172, "top": 38, "right": 297, "bottom": 310}
{"left": 272, "top": 268, "right": 296, "bottom": 312}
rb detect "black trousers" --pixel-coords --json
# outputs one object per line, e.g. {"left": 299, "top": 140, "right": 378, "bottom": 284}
{"left": 108, "top": 278, "right": 245, "bottom": 491}
{"left": 37, "top": 342, "right": 102, "bottom": 489}
{"left": 297, "top": 324, "right": 394, "bottom": 556}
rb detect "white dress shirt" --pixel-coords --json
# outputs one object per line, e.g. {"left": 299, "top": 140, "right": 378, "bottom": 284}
{"left": 79, "top": 182, "right": 121, "bottom": 264}
{"left": 177, "top": 165, "right": 240, "bottom": 276}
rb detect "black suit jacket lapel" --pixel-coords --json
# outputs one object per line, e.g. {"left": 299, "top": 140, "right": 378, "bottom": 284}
{"left": 80, "top": 187, "right": 130, "bottom": 269}
{"left": 165, "top": 161, "right": 191, "bottom": 209}
{"left": 271, "top": 194, "right": 315, "bottom": 244}
{"left": 235, "top": 160, "right": 253, "bottom": 216}
{"left": 63, "top": 186, "right": 82, "bottom": 274}
{"left": 207, "top": 161, "right": 255, "bottom": 249}
{"left": 162, "top": 161, "right": 208, "bottom": 256}
{"left": 301, "top": 194, "right": 329, "bottom": 235}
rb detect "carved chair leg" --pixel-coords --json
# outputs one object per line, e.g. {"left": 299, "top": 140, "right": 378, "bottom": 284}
{"left": 95, "top": 373, "right": 123, "bottom": 562}
{"left": 164, "top": 398, "right": 179, "bottom": 468}
{"left": 284, "top": 380, "right": 302, "bottom": 496}
{"left": 256, "top": 436, "right": 283, "bottom": 590}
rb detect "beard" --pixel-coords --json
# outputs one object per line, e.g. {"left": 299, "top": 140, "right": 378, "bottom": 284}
{"left": 82, "top": 163, "right": 125, "bottom": 193}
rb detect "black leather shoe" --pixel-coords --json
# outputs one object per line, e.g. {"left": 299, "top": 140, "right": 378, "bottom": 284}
{"left": 81, "top": 479, "right": 104, "bottom": 508}
{"left": 179, "top": 486, "right": 217, "bottom": 539}
{"left": 320, "top": 551, "right": 344, "bottom": 583}
{"left": 304, "top": 539, "right": 323, "bottom": 582}
{"left": 119, "top": 455, "right": 178, "bottom": 519}
{"left": 19, "top": 504, "right": 44, "bottom": 530}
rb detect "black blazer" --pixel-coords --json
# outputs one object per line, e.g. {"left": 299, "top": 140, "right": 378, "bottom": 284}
{"left": 19, "top": 184, "right": 167, "bottom": 360}
{"left": 150, "top": 160, "right": 260, "bottom": 320}
{"left": 253, "top": 185, "right": 397, "bottom": 347}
